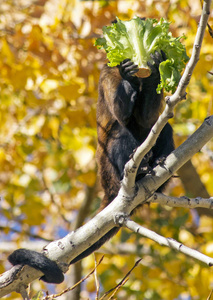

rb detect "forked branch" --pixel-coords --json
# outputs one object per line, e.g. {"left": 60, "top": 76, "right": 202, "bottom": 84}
{"left": 121, "top": 0, "right": 212, "bottom": 193}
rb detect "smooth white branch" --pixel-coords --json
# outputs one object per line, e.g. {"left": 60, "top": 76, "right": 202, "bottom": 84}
{"left": 128, "top": 115, "right": 213, "bottom": 208}
{"left": 0, "top": 0, "right": 212, "bottom": 297}
{"left": 122, "top": 0, "right": 211, "bottom": 193}
{"left": 125, "top": 219, "right": 213, "bottom": 266}
{"left": 1, "top": 116, "right": 213, "bottom": 299}
{"left": 149, "top": 193, "right": 213, "bottom": 209}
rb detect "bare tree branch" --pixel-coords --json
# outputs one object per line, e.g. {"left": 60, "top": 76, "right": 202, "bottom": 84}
{"left": 125, "top": 219, "right": 213, "bottom": 266}
{"left": 68, "top": 183, "right": 97, "bottom": 300}
{"left": 99, "top": 258, "right": 142, "bottom": 300}
{"left": 0, "top": 0, "right": 212, "bottom": 297}
{"left": 178, "top": 159, "right": 213, "bottom": 217}
{"left": 148, "top": 193, "right": 213, "bottom": 209}
{"left": 122, "top": 0, "right": 211, "bottom": 193}
{"left": 1, "top": 113, "right": 213, "bottom": 299}
{"left": 130, "top": 116, "right": 213, "bottom": 208}
{"left": 42, "top": 256, "right": 104, "bottom": 300}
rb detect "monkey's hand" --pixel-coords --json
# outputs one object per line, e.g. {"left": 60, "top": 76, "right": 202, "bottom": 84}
{"left": 147, "top": 50, "right": 166, "bottom": 77}
{"left": 118, "top": 59, "right": 139, "bottom": 82}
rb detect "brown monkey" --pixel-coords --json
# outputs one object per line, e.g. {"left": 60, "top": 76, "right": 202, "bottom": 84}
{"left": 8, "top": 51, "right": 174, "bottom": 283}
{"left": 70, "top": 50, "right": 174, "bottom": 263}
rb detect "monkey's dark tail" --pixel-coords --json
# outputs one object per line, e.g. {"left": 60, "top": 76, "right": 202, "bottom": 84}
{"left": 8, "top": 248, "right": 64, "bottom": 283}
{"left": 7, "top": 222, "right": 119, "bottom": 284}
{"left": 70, "top": 227, "right": 120, "bottom": 264}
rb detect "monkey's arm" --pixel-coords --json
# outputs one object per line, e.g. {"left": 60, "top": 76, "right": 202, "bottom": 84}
{"left": 99, "top": 62, "right": 139, "bottom": 126}
{"left": 133, "top": 51, "right": 165, "bottom": 128}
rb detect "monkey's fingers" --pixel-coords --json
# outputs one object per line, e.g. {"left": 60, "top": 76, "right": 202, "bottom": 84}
{"left": 124, "top": 65, "right": 139, "bottom": 75}
{"left": 160, "top": 50, "right": 167, "bottom": 61}
{"left": 119, "top": 60, "right": 139, "bottom": 79}
{"left": 127, "top": 69, "right": 139, "bottom": 77}
{"left": 120, "top": 59, "right": 138, "bottom": 69}
{"left": 121, "top": 58, "right": 132, "bottom": 65}
{"left": 147, "top": 56, "right": 161, "bottom": 75}
{"left": 122, "top": 60, "right": 137, "bottom": 67}
{"left": 124, "top": 64, "right": 139, "bottom": 73}
{"left": 150, "top": 51, "right": 162, "bottom": 65}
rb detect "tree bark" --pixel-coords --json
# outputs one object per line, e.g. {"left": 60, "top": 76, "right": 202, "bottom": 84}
{"left": 178, "top": 160, "right": 213, "bottom": 217}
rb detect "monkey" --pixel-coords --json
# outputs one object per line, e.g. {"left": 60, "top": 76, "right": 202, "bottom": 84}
{"left": 70, "top": 50, "right": 174, "bottom": 264}
{"left": 8, "top": 45, "right": 174, "bottom": 285}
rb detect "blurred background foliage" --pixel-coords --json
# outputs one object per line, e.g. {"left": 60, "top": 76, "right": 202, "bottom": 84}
{"left": 0, "top": 0, "right": 213, "bottom": 299}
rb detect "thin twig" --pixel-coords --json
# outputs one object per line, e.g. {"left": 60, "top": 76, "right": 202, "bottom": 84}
{"left": 94, "top": 254, "right": 100, "bottom": 300}
{"left": 207, "top": 289, "right": 213, "bottom": 300}
{"left": 43, "top": 256, "right": 104, "bottom": 300}
{"left": 107, "top": 278, "right": 129, "bottom": 300}
{"left": 0, "top": 1, "right": 212, "bottom": 297}
{"left": 19, "top": 285, "right": 30, "bottom": 300}
{"left": 99, "top": 258, "right": 142, "bottom": 300}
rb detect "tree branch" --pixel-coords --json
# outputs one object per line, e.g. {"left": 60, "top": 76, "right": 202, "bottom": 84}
{"left": 178, "top": 159, "right": 213, "bottom": 217}
{"left": 131, "top": 116, "right": 213, "bottom": 208}
{"left": 122, "top": 0, "right": 211, "bottom": 194}
{"left": 125, "top": 219, "right": 213, "bottom": 266}
{"left": 0, "top": 0, "right": 212, "bottom": 297}
{"left": 148, "top": 193, "right": 213, "bottom": 209}
{"left": 1, "top": 116, "right": 213, "bottom": 299}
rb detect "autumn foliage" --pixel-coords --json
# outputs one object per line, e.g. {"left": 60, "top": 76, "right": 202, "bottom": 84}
{"left": 0, "top": 1, "right": 213, "bottom": 299}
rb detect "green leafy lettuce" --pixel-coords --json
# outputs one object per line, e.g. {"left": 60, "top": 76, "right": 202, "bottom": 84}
{"left": 95, "top": 17, "right": 189, "bottom": 93}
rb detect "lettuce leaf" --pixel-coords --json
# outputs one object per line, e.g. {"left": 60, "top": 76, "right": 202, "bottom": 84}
{"left": 95, "top": 17, "right": 189, "bottom": 93}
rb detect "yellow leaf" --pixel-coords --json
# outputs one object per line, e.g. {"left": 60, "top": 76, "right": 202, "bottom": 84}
{"left": 0, "top": 149, "right": 6, "bottom": 163}
{"left": 74, "top": 146, "right": 94, "bottom": 168}
{"left": 179, "top": 229, "right": 195, "bottom": 246}
{"left": 40, "top": 79, "right": 58, "bottom": 94}
{"left": 1, "top": 38, "right": 14, "bottom": 64}
{"left": 77, "top": 171, "right": 96, "bottom": 187}
{"left": 21, "top": 115, "right": 45, "bottom": 136}
{"left": 58, "top": 79, "right": 85, "bottom": 101}
{"left": 48, "top": 117, "right": 60, "bottom": 139}
{"left": 163, "top": 260, "right": 182, "bottom": 277}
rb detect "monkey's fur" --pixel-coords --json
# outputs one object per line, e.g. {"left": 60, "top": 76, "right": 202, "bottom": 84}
{"left": 8, "top": 52, "right": 174, "bottom": 283}
{"left": 71, "top": 51, "right": 174, "bottom": 263}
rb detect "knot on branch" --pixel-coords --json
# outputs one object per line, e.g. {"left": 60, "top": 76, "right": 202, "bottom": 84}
{"left": 17, "top": 285, "right": 29, "bottom": 300}
{"left": 182, "top": 92, "right": 187, "bottom": 100}
{"left": 153, "top": 193, "right": 158, "bottom": 200}
{"left": 167, "top": 112, "right": 174, "bottom": 119}
{"left": 165, "top": 96, "right": 171, "bottom": 105}
{"left": 205, "top": 116, "right": 213, "bottom": 126}
{"left": 114, "top": 213, "right": 129, "bottom": 227}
